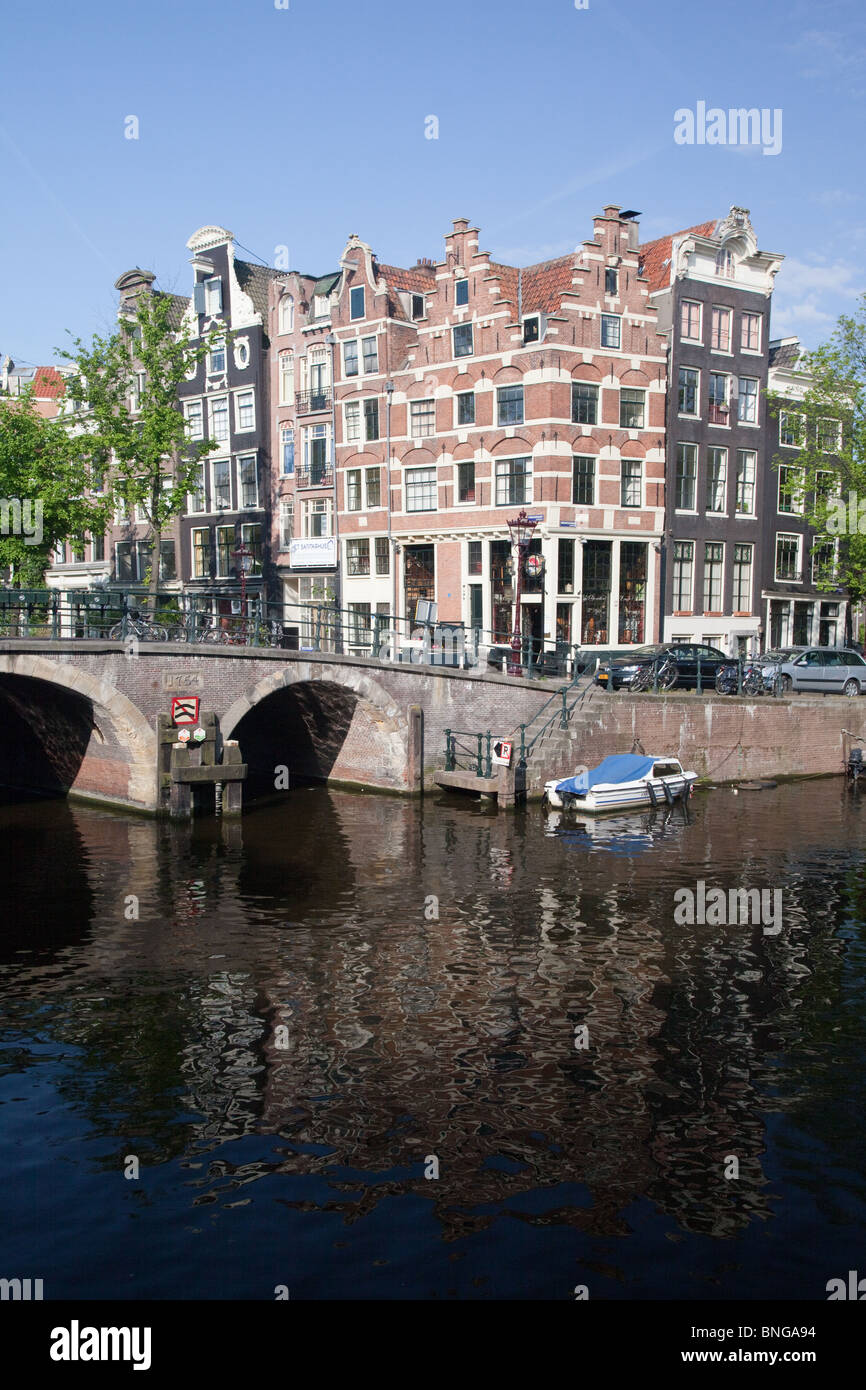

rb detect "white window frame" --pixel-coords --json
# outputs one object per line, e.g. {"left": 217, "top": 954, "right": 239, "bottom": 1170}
{"left": 361, "top": 335, "right": 379, "bottom": 374}
{"left": 735, "top": 449, "right": 756, "bottom": 516}
{"left": 344, "top": 400, "right": 361, "bottom": 444}
{"left": 677, "top": 367, "right": 699, "bottom": 417}
{"left": 601, "top": 314, "right": 621, "bottom": 349}
{"left": 703, "top": 541, "right": 725, "bottom": 613}
{"left": 405, "top": 466, "right": 438, "bottom": 513}
{"left": 675, "top": 442, "right": 698, "bottom": 512}
{"left": 710, "top": 306, "right": 733, "bottom": 354}
{"left": 279, "top": 499, "right": 294, "bottom": 551}
{"left": 184, "top": 398, "right": 204, "bottom": 440}
{"left": 187, "top": 461, "right": 206, "bottom": 515}
{"left": 209, "top": 395, "right": 229, "bottom": 445}
{"left": 349, "top": 286, "right": 365, "bottom": 320}
{"left": 818, "top": 417, "right": 842, "bottom": 453}
{"left": 737, "top": 376, "right": 759, "bottom": 425}
{"left": 494, "top": 457, "right": 533, "bottom": 507}
{"left": 672, "top": 540, "right": 694, "bottom": 611}
{"left": 278, "top": 294, "right": 294, "bottom": 335}
{"left": 706, "top": 447, "right": 728, "bottom": 514}
{"left": 346, "top": 468, "right": 362, "bottom": 512}
{"left": 740, "top": 312, "right": 762, "bottom": 353}
{"left": 778, "top": 464, "right": 805, "bottom": 516}
{"left": 775, "top": 532, "right": 802, "bottom": 583}
{"left": 779, "top": 411, "right": 803, "bottom": 448}
{"left": 279, "top": 352, "right": 294, "bottom": 405}
{"left": 620, "top": 458, "right": 642, "bottom": 508}
{"left": 237, "top": 453, "right": 259, "bottom": 510}
{"left": 234, "top": 388, "right": 256, "bottom": 434}
{"left": 302, "top": 497, "right": 333, "bottom": 538}
{"left": 733, "top": 543, "right": 754, "bottom": 612}
{"left": 680, "top": 300, "right": 702, "bottom": 343}
{"left": 211, "top": 457, "right": 232, "bottom": 511}
{"left": 410, "top": 399, "right": 436, "bottom": 439}
{"left": 207, "top": 338, "right": 226, "bottom": 376}
{"left": 191, "top": 527, "right": 210, "bottom": 579}
{"left": 204, "top": 277, "right": 223, "bottom": 315}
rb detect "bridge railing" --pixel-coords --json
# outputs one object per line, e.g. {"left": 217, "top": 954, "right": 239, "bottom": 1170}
{"left": 0, "top": 587, "right": 593, "bottom": 681}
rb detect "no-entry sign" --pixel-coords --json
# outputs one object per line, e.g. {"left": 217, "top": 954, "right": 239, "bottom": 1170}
{"left": 171, "top": 696, "right": 200, "bottom": 725}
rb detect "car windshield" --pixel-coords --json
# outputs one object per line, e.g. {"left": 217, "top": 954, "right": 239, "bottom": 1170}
{"left": 620, "top": 646, "right": 665, "bottom": 660}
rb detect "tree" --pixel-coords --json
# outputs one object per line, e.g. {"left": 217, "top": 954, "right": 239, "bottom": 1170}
{"left": 0, "top": 388, "right": 111, "bottom": 586}
{"left": 768, "top": 296, "right": 866, "bottom": 633}
{"left": 60, "top": 288, "right": 223, "bottom": 604}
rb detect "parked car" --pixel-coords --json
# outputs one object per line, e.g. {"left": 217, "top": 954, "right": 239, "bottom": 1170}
{"left": 773, "top": 647, "right": 866, "bottom": 696}
{"left": 595, "top": 642, "right": 729, "bottom": 691}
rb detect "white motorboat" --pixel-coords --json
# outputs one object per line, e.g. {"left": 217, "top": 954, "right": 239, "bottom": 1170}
{"left": 543, "top": 753, "right": 698, "bottom": 814}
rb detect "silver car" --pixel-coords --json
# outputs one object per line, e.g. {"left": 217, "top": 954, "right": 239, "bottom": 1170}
{"left": 776, "top": 647, "right": 866, "bottom": 697}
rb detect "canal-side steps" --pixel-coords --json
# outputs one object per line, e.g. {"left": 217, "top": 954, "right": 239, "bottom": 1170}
{"left": 435, "top": 678, "right": 604, "bottom": 808}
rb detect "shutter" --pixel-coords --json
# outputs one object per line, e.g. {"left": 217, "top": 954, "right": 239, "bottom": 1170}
{"left": 193, "top": 283, "right": 206, "bottom": 314}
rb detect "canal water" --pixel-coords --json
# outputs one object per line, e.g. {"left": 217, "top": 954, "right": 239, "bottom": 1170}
{"left": 1, "top": 779, "right": 865, "bottom": 1301}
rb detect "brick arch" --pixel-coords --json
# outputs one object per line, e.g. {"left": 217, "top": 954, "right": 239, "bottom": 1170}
{"left": 490, "top": 434, "right": 532, "bottom": 455}
{"left": 220, "top": 665, "right": 410, "bottom": 792}
{"left": 492, "top": 364, "right": 523, "bottom": 384}
{"left": 571, "top": 363, "right": 603, "bottom": 381}
{"left": 0, "top": 652, "right": 157, "bottom": 808}
{"left": 618, "top": 367, "right": 651, "bottom": 386}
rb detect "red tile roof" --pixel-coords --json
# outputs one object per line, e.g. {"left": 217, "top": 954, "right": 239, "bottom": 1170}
{"left": 32, "top": 366, "right": 66, "bottom": 398}
{"left": 377, "top": 262, "right": 437, "bottom": 293}
{"left": 638, "top": 221, "right": 717, "bottom": 293}
{"left": 521, "top": 254, "right": 577, "bottom": 313}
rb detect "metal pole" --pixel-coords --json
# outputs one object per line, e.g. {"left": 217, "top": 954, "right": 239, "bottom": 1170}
{"left": 326, "top": 333, "right": 341, "bottom": 646}
{"left": 386, "top": 379, "right": 396, "bottom": 639}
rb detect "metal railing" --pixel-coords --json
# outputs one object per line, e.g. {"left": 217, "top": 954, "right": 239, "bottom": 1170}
{"left": 295, "top": 389, "right": 332, "bottom": 414}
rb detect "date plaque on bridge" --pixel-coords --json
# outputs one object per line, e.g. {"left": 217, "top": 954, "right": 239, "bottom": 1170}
{"left": 171, "top": 696, "right": 200, "bottom": 726}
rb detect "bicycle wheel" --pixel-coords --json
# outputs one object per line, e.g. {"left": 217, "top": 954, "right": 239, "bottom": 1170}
{"left": 659, "top": 661, "right": 678, "bottom": 691}
{"left": 631, "top": 667, "right": 651, "bottom": 692}
{"left": 147, "top": 625, "right": 169, "bottom": 642}
{"left": 108, "top": 623, "right": 125, "bottom": 640}
{"left": 743, "top": 670, "right": 763, "bottom": 696}
{"left": 714, "top": 670, "right": 728, "bottom": 694}
{"left": 201, "top": 627, "right": 225, "bottom": 644}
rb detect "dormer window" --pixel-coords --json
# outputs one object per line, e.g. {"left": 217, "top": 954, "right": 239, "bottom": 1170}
{"left": 278, "top": 294, "right": 294, "bottom": 334}
{"left": 715, "top": 247, "right": 734, "bottom": 279}
{"left": 313, "top": 294, "right": 330, "bottom": 319}
{"left": 522, "top": 315, "right": 540, "bottom": 345}
{"left": 411, "top": 293, "right": 425, "bottom": 320}
{"left": 350, "top": 286, "right": 365, "bottom": 319}
{"left": 455, "top": 278, "right": 469, "bottom": 307}
{"left": 204, "top": 277, "right": 223, "bottom": 314}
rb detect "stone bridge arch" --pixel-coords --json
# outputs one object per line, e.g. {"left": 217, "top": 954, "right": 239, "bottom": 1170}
{"left": 221, "top": 663, "right": 410, "bottom": 797}
{"left": 0, "top": 653, "right": 157, "bottom": 810}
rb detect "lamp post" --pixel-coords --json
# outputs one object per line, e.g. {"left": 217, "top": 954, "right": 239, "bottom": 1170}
{"left": 507, "top": 509, "right": 538, "bottom": 675}
{"left": 233, "top": 541, "right": 253, "bottom": 640}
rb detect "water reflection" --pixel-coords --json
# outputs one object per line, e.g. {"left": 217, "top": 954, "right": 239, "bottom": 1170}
{"left": 1, "top": 781, "right": 865, "bottom": 1297}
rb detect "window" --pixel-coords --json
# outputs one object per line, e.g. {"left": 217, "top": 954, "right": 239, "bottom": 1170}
{"left": 344, "top": 400, "right": 360, "bottom": 443}
{"left": 620, "top": 459, "right": 641, "bottom": 508}
{"left": 410, "top": 399, "right": 436, "bottom": 438}
{"left": 681, "top": 300, "right": 702, "bottom": 341}
{"left": 572, "top": 454, "right": 595, "bottom": 505}
{"left": 453, "top": 323, "right": 473, "bottom": 358}
{"left": 114, "top": 541, "right": 133, "bottom": 582}
{"left": 281, "top": 425, "right": 294, "bottom": 476}
{"left": 775, "top": 533, "right": 801, "bottom": 581}
{"left": 812, "top": 539, "right": 838, "bottom": 584}
{"left": 620, "top": 388, "right": 645, "bottom": 429}
{"left": 778, "top": 464, "right": 805, "bottom": 514}
{"left": 192, "top": 528, "right": 211, "bottom": 579}
{"left": 715, "top": 248, "right": 734, "bottom": 279}
{"left": 344, "top": 341, "right": 359, "bottom": 377}
{"left": 278, "top": 294, "right": 294, "bottom": 335}
{"left": 708, "top": 373, "right": 729, "bottom": 425}
{"left": 365, "top": 467, "right": 381, "bottom": 508}
{"left": 313, "top": 295, "right": 330, "bottom": 320}
{"left": 468, "top": 540, "right": 482, "bottom": 575}
{"left": 572, "top": 382, "right": 598, "bottom": 425}
{"left": 346, "top": 538, "right": 370, "bottom": 576}
{"left": 557, "top": 538, "right": 574, "bottom": 593}
{"left": 741, "top": 312, "right": 762, "bottom": 351}
{"left": 238, "top": 454, "right": 258, "bottom": 508}
{"left": 235, "top": 389, "right": 255, "bottom": 432}
{"left": 819, "top": 418, "right": 842, "bottom": 452}
{"left": 363, "top": 398, "right": 379, "bottom": 441}
{"left": 605, "top": 267, "right": 618, "bottom": 295}
{"left": 362, "top": 336, "right": 378, "bottom": 374}
{"left": 601, "top": 314, "right": 621, "bottom": 349}
{"left": 678, "top": 368, "right": 698, "bottom": 415}
{"left": 703, "top": 542, "right": 724, "bottom": 611}
{"left": 302, "top": 498, "right": 332, "bottom": 537}
{"left": 234, "top": 339, "right": 249, "bottom": 369}
{"left": 302, "top": 424, "right": 331, "bottom": 483}
{"left": 456, "top": 391, "right": 475, "bottom": 426}
{"left": 411, "top": 294, "right": 425, "bottom": 320}
{"left": 672, "top": 541, "right": 694, "bottom": 610}
{"left": 346, "top": 469, "right": 362, "bottom": 511}
{"left": 675, "top": 443, "right": 697, "bottom": 510}
{"left": 204, "top": 277, "right": 223, "bottom": 315}
{"left": 497, "top": 384, "right": 524, "bottom": 426}
{"left": 706, "top": 447, "right": 727, "bottom": 513}
{"left": 737, "top": 377, "right": 758, "bottom": 423}
{"left": 241, "top": 523, "right": 262, "bottom": 575}
{"left": 457, "top": 461, "right": 475, "bottom": 503}
{"left": 210, "top": 397, "right": 229, "bottom": 443}
{"left": 779, "top": 411, "right": 803, "bottom": 447}
{"left": 495, "top": 457, "right": 532, "bottom": 506}
{"left": 733, "top": 543, "right": 753, "bottom": 611}
{"left": 455, "top": 278, "right": 469, "bottom": 306}
{"left": 91, "top": 534, "right": 105, "bottom": 563}
{"left": 406, "top": 466, "right": 437, "bottom": 512}
{"left": 188, "top": 462, "right": 206, "bottom": 513}
{"left": 212, "top": 458, "right": 231, "bottom": 509}
{"left": 184, "top": 399, "right": 203, "bottom": 439}
{"left": 375, "top": 537, "right": 390, "bottom": 574}
{"left": 279, "top": 499, "right": 293, "bottom": 550}
{"left": 816, "top": 469, "right": 838, "bottom": 504}
{"left": 710, "top": 307, "right": 732, "bottom": 352}
{"left": 735, "top": 450, "right": 756, "bottom": 514}
{"left": 279, "top": 352, "right": 293, "bottom": 404}
{"left": 522, "top": 316, "right": 540, "bottom": 344}
{"left": 208, "top": 339, "right": 226, "bottom": 375}
{"left": 350, "top": 286, "right": 365, "bottom": 319}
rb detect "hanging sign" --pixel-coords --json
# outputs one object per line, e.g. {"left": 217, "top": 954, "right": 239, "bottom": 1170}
{"left": 171, "top": 696, "right": 200, "bottom": 725}
{"left": 492, "top": 739, "right": 513, "bottom": 767}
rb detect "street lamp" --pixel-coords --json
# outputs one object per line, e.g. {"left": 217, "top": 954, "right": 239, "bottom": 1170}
{"left": 507, "top": 509, "right": 538, "bottom": 675}
{"left": 233, "top": 541, "right": 253, "bottom": 638}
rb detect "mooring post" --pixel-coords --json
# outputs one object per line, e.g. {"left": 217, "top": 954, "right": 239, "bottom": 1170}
{"left": 407, "top": 705, "right": 423, "bottom": 795}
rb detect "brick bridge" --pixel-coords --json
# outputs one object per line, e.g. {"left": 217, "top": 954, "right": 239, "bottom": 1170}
{"left": 0, "top": 641, "right": 558, "bottom": 813}
{"left": 0, "top": 641, "right": 862, "bottom": 814}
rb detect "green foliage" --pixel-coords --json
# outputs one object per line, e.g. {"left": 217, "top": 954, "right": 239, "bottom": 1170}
{"left": 767, "top": 295, "right": 866, "bottom": 605}
{"left": 0, "top": 388, "right": 112, "bottom": 585}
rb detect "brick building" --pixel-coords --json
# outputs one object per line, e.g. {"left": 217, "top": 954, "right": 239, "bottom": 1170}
{"left": 272, "top": 206, "right": 668, "bottom": 657}
{"left": 640, "top": 207, "right": 784, "bottom": 656}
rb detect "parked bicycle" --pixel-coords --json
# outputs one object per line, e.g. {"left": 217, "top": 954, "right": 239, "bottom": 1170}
{"left": 715, "top": 661, "right": 766, "bottom": 696}
{"left": 631, "top": 655, "right": 678, "bottom": 692}
{"left": 108, "top": 609, "right": 169, "bottom": 642}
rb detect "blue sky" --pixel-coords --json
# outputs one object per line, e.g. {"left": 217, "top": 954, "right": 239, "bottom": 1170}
{"left": 2, "top": 0, "right": 864, "bottom": 367}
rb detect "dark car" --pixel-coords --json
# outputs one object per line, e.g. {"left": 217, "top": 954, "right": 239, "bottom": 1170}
{"left": 595, "top": 642, "right": 729, "bottom": 691}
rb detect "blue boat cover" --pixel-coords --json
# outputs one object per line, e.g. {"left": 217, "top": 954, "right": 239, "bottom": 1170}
{"left": 555, "top": 754, "right": 655, "bottom": 796}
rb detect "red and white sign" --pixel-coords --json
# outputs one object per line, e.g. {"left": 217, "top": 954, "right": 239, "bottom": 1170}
{"left": 177, "top": 728, "right": 191, "bottom": 744}
{"left": 171, "top": 696, "right": 200, "bottom": 726}
{"left": 492, "top": 739, "right": 513, "bottom": 767}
